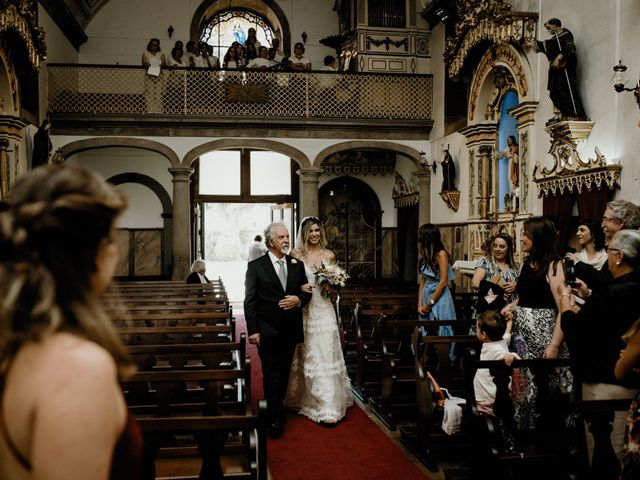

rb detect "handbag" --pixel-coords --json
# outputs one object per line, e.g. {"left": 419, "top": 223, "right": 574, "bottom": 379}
{"left": 475, "top": 279, "right": 506, "bottom": 314}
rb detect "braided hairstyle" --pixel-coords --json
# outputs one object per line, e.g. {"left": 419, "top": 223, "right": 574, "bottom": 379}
{"left": 0, "top": 164, "right": 132, "bottom": 381}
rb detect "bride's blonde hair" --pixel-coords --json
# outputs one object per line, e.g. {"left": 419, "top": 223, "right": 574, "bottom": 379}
{"left": 297, "top": 216, "right": 328, "bottom": 256}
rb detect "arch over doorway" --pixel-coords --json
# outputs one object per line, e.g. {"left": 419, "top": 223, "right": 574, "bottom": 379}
{"left": 314, "top": 141, "right": 422, "bottom": 169}
{"left": 58, "top": 137, "right": 181, "bottom": 166}
{"left": 191, "top": 0, "right": 291, "bottom": 54}
{"left": 183, "top": 139, "right": 311, "bottom": 168}
{"left": 108, "top": 172, "right": 173, "bottom": 278}
{"left": 319, "top": 176, "right": 382, "bottom": 279}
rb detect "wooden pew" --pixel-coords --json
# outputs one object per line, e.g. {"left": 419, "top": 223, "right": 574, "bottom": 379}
{"left": 398, "top": 327, "right": 481, "bottom": 472}
{"left": 371, "top": 318, "right": 472, "bottom": 430}
{"left": 123, "top": 359, "right": 266, "bottom": 479}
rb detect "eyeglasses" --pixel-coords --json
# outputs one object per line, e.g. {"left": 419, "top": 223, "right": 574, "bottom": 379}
{"left": 607, "top": 247, "right": 621, "bottom": 253}
{"left": 602, "top": 216, "right": 621, "bottom": 223}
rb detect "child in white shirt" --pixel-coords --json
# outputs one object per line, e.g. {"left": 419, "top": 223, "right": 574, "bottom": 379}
{"left": 474, "top": 310, "right": 519, "bottom": 415}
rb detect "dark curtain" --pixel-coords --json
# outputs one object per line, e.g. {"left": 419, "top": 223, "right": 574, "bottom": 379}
{"left": 576, "top": 184, "right": 611, "bottom": 222}
{"left": 543, "top": 191, "right": 575, "bottom": 247}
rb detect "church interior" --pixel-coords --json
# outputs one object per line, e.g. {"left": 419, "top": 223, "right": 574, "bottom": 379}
{"left": 1, "top": 0, "right": 640, "bottom": 478}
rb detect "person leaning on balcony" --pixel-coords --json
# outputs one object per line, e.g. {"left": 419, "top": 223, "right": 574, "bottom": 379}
{"left": 244, "top": 43, "right": 258, "bottom": 67}
{"left": 185, "top": 40, "right": 197, "bottom": 68}
{"left": 141, "top": 38, "right": 166, "bottom": 113}
{"left": 247, "top": 47, "right": 275, "bottom": 70}
{"left": 289, "top": 42, "right": 311, "bottom": 71}
{"left": 167, "top": 46, "right": 188, "bottom": 67}
{"left": 141, "top": 38, "right": 166, "bottom": 69}
{"left": 195, "top": 42, "right": 219, "bottom": 69}
{"left": 223, "top": 46, "right": 241, "bottom": 70}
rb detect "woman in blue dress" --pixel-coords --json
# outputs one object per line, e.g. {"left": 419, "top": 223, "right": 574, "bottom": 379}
{"left": 417, "top": 224, "right": 457, "bottom": 361}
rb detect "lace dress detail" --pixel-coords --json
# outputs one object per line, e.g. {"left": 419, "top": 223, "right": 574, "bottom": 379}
{"left": 284, "top": 263, "right": 353, "bottom": 423}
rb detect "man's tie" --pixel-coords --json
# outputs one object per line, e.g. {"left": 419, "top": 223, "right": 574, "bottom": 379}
{"left": 276, "top": 259, "right": 287, "bottom": 290}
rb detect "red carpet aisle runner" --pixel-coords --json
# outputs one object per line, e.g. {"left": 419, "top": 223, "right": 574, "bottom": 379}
{"left": 235, "top": 313, "right": 429, "bottom": 479}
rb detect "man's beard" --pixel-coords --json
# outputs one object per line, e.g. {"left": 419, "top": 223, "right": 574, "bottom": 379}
{"left": 280, "top": 244, "right": 290, "bottom": 254}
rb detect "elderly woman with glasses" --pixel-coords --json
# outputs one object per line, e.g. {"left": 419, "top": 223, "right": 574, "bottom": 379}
{"left": 560, "top": 229, "right": 640, "bottom": 464}
{"left": 575, "top": 200, "right": 640, "bottom": 294}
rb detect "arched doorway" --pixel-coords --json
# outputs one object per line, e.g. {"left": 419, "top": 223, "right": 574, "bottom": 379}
{"left": 319, "top": 177, "right": 382, "bottom": 279}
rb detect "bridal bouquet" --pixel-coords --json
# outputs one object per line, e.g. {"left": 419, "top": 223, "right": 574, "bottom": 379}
{"left": 313, "top": 261, "right": 350, "bottom": 298}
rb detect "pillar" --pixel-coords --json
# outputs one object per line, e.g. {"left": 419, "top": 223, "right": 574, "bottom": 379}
{"left": 169, "top": 166, "right": 193, "bottom": 280}
{"left": 415, "top": 166, "right": 431, "bottom": 225}
{"left": 298, "top": 167, "right": 324, "bottom": 218}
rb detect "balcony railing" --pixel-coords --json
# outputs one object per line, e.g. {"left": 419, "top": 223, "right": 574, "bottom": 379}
{"left": 47, "top": 65, "right": 433, "bottom": 121}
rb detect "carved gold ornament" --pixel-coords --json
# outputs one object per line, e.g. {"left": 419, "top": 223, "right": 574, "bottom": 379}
{"left": 534, "top": 121, "right": 621, "bottom": 197}
{"left": 0, "top": 1, "right": 47, "bottom": 70}
{"left": 444, "top": 0, "right": 537, "bottom": 81}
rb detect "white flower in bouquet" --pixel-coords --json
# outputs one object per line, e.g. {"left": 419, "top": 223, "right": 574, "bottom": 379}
{"left": 313, "top": 261, "right": 350, "bottom": 298}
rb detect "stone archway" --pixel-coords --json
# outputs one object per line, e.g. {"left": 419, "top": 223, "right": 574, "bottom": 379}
{"left": 313, "top": 141, "right": 422, "bottom": 169}
{"left": 183, "top": 138, "right": 310, "bottom": 168}
{"left": 108, "top": 173, "right": 173, "bottom": 277}
{"left": 57, "top": 137, "right": 181, "bottom": 166}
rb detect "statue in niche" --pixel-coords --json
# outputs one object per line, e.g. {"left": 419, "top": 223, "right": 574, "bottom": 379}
{"left": 32, "top": 119, "right": 52, "bottom": 168}
{"left": 535, "top": 18, "right": 586, "bottom": 120}
{"left": 440, "top": 149, "right": 456, "bottom": 192}
{"left": 497, "top": 134, "right": 519, "bottom": 192}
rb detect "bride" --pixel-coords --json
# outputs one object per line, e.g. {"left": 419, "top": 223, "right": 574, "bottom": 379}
{"left": 284, "top": 216, "right": 353, "bottom": 424}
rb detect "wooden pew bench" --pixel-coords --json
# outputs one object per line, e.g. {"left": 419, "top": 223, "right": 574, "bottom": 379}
{"left": 123, "top": 360, "right": 266, "bottom": 479}
{"left": 119, "top": 324, "right": 235, "bottom": 345}
{"left": 398, "top": 328, "right": 481, "bottom": 472}
{"left": 371, "top": 318, "right": 472, "bottom": 430}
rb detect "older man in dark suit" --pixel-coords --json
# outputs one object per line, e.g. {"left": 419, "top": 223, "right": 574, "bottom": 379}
{"left": 244, "top": 222, "right": 312, "bottom": 438}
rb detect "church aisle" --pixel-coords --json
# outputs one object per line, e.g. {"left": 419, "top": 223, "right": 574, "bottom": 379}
{"left": 235, "top": 306, "right": 431, "bottom": 479}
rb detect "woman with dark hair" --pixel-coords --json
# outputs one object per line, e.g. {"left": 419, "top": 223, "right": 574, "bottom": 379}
{"left": 284, "top": 216, "right": 352, "bottom": 425}
{"left": 502, "top": 216, "right": 570, "bottom": 429}
{"left": 141, "top": 38, "right": 166, "bottom": 113}
{"left": 0, "top": 164, "right": 142, "bottom": 479}
{"left": 565, "top": 218, "right": 607, "bottom": 271}
{"left": 223, "top": 46, "right": 241, "bottom": 69}
{"left": 243, "top": 43, "right": 257, "bottom": 66}
{"left": 471, "top": 233, "right": 519, "bottom": 313}
{"left": 561, "top": 229, "right": 640, "bottom": 464}
{"left": 417, "top": 224, "right": 457, "bottom": 338}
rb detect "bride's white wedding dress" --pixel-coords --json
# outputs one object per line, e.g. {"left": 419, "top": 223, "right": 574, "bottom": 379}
{"left": 284, "top": 262, "right": 353, "bottom": 423}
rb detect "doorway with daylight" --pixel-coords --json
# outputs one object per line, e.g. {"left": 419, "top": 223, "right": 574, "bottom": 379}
{"left": 193, "top": 148, "right": 299, "bottom": 301}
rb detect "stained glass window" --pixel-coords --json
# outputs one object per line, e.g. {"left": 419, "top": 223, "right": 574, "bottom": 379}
{"left": 200, "top": 10, "right": 275, "bottom": 61}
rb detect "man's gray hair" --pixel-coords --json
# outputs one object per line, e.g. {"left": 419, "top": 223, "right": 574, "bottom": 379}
{"left": 607, "top": 200, "right": 640, "bottom": 229}
{"left": 610, "top": 229, "right": 640, "bottom": 268}
{"left": 264, "top": 222, "right": 287, "bottom": 247}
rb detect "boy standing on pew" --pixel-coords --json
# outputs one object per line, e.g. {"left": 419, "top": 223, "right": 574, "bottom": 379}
{"left": 474, "top": 310, "right": 519, "bottom": 415}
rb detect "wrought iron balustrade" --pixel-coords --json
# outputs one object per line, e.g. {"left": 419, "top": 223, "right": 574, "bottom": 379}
{"left": 47, "top": 64, "right": 433, "bottom": 121}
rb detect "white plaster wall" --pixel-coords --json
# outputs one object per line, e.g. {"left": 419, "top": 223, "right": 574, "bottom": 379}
{"left": 79, "top": 0, "right": 337, "bottom": 67}
{"left": 114, "top": 183, "right": 163, "bottom": 228}
{"left": 65, "top": 147, "right": 173, "bottom": 196}
{"left": 38, "top": 6, "right": 79, "bottom": 63}
{"left": 66, "top": 147, "right": 172, "bottom": 229}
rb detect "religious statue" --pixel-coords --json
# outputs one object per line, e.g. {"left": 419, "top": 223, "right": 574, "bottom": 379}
{"left": 497, "top": 135, "right": 519, "bottom": 190}
{"left": 32, "top": 119, "right": 52, "bottom": 168}
{"left": 535, "top": 18, "right": 586, "bottom": 120}
{"left": 440, "top": 149, "right": 456, "bottom": 192}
